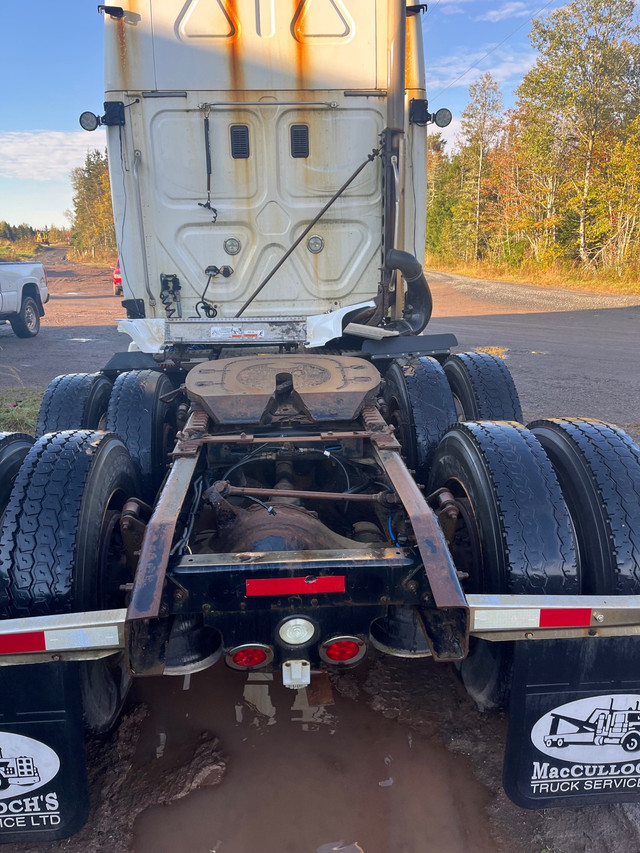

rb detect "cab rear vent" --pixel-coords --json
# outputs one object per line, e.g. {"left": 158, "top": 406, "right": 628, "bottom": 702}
{"left": 290, "top": 124, "right": 309, "bottom": 158}
{"left": 230, "top": 125, "right": 250, "bottom": 159}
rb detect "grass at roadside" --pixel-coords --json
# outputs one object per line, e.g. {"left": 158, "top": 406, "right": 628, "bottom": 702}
{"left": 425, "top": 255, "right": 640, "bottom": 296}
{"left": 0, "top": 389, "right": 44, "bottom": 434}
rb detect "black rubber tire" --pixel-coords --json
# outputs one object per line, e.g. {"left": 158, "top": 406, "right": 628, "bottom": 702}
{"left": 383, "top": 357, "right": 457, "bottom": 482}
{"left": 106, "top": 369, "right": 176, "bottom": 502}
{"left": 0, "top": 432, "right": 34, "bottom": 522}
{"left": 0, "top": 430, "right": 140, "bottom": 732}
{"left": 443, "top": 352, "right": 523, "bottom": 421}
{"left": 529, "top": 418, "right": 640, "bottom": 595}
{"left": 36, "top": 373, "right": 113, "bottom": 437}
{"left": 427, "top": 421, "right": 579, "bottom": 710}
{"left": 10, "top": 296, "right": 40, "bottom": 338}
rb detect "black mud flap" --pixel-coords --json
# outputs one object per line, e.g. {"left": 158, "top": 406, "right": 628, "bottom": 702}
{"left": 504, "top": 638, "right": 640, "bottom": 809}
{"left": 0, "top": 663, "right": 89, "bottom": 844}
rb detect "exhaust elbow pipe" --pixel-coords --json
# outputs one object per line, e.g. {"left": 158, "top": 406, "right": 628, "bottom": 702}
{"left": 385, "top": 249, "right": 433, "bottom": 335}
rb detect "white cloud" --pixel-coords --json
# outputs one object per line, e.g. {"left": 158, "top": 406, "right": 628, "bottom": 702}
{"left": 427, "top": 47, "right": 536, "bottom": 97}
{"left": 0, "top": 130, "right": 107, "bottom": 182}
{"left": 476, "top": 2, "right": 530, "bottom": 22}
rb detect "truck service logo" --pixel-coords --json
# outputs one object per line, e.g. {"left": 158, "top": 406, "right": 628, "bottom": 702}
{"left": 529, "top": 694, "right": 640, "bottom": 795}
{"left": 0, "top": 733, "right": 59, "bottom": 799}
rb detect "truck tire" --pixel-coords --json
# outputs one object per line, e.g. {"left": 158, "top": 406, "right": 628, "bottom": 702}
{"left": 0, "top": 430, "right": 140, "bottom": 731}
{"left": 36, "top": 373, "right": 113, "bottom": 437}
{"left": 529, "top": 418, "right": 640, "bottom": 595}
{"left": 106, "top": 369, "right": 176, "bottom": 502}
{"left": 10, "top": 296, "right": 40, "bottom": 338}
{"left": 443, "top": 352, "right": 523, "bottom": 421}
{"left": 383, "top": 357, "right": 457, "bottom": 482}
{"left": 427, "top": 421, "right": 579, "bottom": 710}
{"left": 0, "top": 432, "right": 34, "bottom": 522}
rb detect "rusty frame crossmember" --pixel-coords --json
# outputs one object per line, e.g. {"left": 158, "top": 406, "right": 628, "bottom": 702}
{"left": 126, "top": 405, "right": 469, "bottom": 659}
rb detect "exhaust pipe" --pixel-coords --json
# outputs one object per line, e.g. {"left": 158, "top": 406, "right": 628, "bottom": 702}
{"left": 385, "top": 248, "right": 433, "bottom": 335}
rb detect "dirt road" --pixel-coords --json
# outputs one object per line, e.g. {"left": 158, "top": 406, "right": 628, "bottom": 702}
{"left": 5, "top": 252, "right": 640, "bottom": 853}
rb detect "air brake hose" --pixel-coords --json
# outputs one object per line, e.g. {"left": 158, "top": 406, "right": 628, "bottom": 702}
{"left": 384, "top": 248, "right": 433, "bottom": 335}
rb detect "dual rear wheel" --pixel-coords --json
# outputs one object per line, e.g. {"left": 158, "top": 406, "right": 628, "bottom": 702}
{"left": 37, "top": 368, "right": 178, "bottom": 503}
{"left": 0, "top": 369, "right": 180, "bottom": 731}
{"left": 427, "top": 415, "right": 640, "bottom": 709}
{"left": 0, "top": 431, "right": 140, "bottom": 732}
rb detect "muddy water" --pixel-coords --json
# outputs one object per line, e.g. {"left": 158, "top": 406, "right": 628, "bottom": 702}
{"left": 132, "top": 660, "right": 497, "bottom": 853}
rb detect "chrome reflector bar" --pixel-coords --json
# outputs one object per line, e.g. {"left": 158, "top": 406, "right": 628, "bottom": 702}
{"left": 0, "top": 608, "right": 126, "bottom": 665}
{"left": 468, "top": 595, "right": 640, "bottom": 641}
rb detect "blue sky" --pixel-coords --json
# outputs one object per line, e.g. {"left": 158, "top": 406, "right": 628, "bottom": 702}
{"left": 0, "top": 0, "right": 559, "bottom": 229}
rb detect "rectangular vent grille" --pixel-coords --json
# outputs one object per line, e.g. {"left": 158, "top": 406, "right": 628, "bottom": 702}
{"left": 230, "top": 125, "right": 250, "bottom": 159}
{"left": 290, "top": 124, "right": 309, "bottom": 158}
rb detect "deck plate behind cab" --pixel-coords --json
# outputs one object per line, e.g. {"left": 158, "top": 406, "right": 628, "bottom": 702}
{"left": 185, "top": 354, "right": 381, "bottom": 424}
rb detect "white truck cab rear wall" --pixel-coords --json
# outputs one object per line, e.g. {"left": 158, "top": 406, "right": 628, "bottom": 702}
{"left": 105, "top": 2, "right": 426, "bottom": 342}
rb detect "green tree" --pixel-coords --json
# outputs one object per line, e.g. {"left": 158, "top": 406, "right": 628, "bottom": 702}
{"left": 70, "top": 149, "right": 116, "bottom": 257}
{"left": 426, "top": 133, "right": 457, "bottom": 257}
{"left": 459, "top": 73, "right": 503, "bottom": 260}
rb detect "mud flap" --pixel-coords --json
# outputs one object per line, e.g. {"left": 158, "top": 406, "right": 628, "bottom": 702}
{"left": 0, "top": 663, "right": 89, "bottom": 844}
{"left": 504, "top": 638, "right": 640, "bottom": 808}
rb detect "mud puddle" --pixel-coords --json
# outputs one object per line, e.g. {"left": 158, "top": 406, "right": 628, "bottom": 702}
{"left": 132, "top": 658, "right": 499, "bottom": 853}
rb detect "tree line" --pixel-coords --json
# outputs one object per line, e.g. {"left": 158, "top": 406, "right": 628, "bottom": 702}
{"left": 0, "top": 222, "right": 69, "bottom": 245}
{"left": 426, "top": 0, "right": 640, "bottom": 280}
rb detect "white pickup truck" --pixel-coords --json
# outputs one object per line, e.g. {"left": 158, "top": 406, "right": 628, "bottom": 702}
{"left": 0, "top": 261, "right": 49, "bottom": 337}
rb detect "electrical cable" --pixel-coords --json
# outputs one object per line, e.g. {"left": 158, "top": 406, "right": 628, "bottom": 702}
{"left": 194, "top": 273, "right": 218, "bottom": 318}
{"left": 171, "top": 476, "right": 204, "bottom": 555}
{"left": 222, "top": 443, "right": 273, "bottom": 481}
{"left": 243, "top": 495, "right": 277, "bottom": 514}
{"left": 388, "top": 515, "right": 401, "bottom": 547}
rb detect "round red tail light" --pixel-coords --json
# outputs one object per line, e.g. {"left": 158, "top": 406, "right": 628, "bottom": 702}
{"left": 320, "top": 636, "right": 366, "bottom": 665}
{"left": 225, "top": 644, "right": 274, "bottom": 670}
{"left": 325, "top": 640, "right": 360, "bottom": 661}
{"left": 233, "top": 647, "right": 267, "bottom": 667}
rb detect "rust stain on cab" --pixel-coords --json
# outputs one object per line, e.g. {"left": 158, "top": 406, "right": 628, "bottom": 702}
{"left": 405, "top": 17, "right": 418, "bottom": 90}
{"left": 226, "top": 0, "right": 244, "bottom": 92}
{"left": 116, "top": 15, "right": 129, "bottom": 91}
{"left": 292, "top": 0, "right": 308, "bottom": 91}
{"left": 115, "top": 0, "right": 142, "bottom": 93}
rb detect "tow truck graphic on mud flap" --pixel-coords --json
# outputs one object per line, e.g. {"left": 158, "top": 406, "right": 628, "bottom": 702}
{"left": 545, "top": 700, "right": 640, "bottom": 752}
{"left": 0, "top": 749, "right": 40, "bottom": 790}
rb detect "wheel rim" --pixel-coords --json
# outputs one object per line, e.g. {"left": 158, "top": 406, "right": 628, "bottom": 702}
{"left": 439, "top": 480, "right": 484, "bottom": 592}
{"left": 452, "top": 393, "right": 465, "bottom": 422}
{"left": 24, "top": 303, "right": 38, "bottom": 332}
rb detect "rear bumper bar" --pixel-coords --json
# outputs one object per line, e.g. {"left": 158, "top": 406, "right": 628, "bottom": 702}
{"left": 3, "top": 595, "right": 640, "bottom": 665}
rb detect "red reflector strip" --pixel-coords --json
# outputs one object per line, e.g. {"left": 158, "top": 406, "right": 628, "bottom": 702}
{"left": 0, "top": 631, "right": 46, "bottom": 654}
{"left": 246, "top": 576, "right": 346, "bottom": 597}
{"left": 538, "top": 608, "right": 592, "bottom": 628}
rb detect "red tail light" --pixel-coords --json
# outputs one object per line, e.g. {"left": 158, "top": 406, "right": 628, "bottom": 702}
{"left": 320, "top": 636, "right": 366, "bottom": 665}
{"left": 225, "top": 644, "right": 273, "bottom": 670}
{"left": 325, "top": 640, "right": 359, "bottom": 661}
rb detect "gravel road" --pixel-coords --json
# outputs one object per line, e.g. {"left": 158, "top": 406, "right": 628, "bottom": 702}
{"left": 4, "top": 253, "right": 640, "bottom": 853}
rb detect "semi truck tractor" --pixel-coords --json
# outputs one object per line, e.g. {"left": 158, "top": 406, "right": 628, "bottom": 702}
{"left": 1, "top": 1, "right": 640, "bottom": 842}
